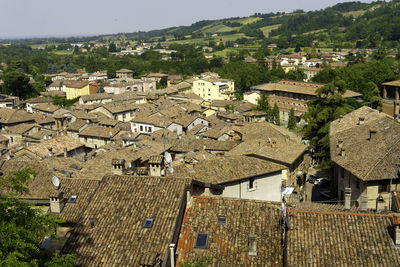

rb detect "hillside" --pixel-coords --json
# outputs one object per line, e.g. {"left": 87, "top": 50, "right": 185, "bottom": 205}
{"left": 3, "top": 1, "right": 400, "bottom": 50}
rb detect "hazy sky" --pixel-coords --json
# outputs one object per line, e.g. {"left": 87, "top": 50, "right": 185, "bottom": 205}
{"left": 0, "top": 0, "right": 375, "bottom": 38}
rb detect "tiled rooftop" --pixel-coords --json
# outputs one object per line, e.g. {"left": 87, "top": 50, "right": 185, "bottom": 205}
{"left": 176, "top": 196, "right": 283, "bottom": 266}
{"left": 62, "top": 175, "right": 190, "bottom": 266}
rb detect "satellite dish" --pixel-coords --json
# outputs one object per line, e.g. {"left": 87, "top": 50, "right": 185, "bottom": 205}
{"left": 52, "top": 176, "right": 60, "bottom": 189}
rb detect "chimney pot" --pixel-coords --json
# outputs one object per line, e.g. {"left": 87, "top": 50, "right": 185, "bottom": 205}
{"left": 344, "top": 188, "right": 351, "bottom": 210}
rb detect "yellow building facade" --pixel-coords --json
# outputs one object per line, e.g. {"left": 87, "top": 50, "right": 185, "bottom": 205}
{"left": 65, "top": 81, "right": 90, "bottom": 100}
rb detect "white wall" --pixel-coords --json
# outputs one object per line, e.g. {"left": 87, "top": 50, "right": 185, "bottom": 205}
{"left": 221, "top": 171, "right": 282, "bottom": 202}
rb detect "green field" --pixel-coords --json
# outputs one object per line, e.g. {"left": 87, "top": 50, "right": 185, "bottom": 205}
{"left": 343, "top": 9, "right": 366, "bottom": 18}
{"left": 169, "top": 33, "right": 246, "bottom": 45}
{"left": 50, "top": 50, "right": 73, "bottom": 55}
{"left": 260, "top": 24, "right": 281, "bottom": 38}
{"left": 235, "top": 17, "right": 262, "bottom": 25}
{"left": 199, "top": 23, "right": 240, "bottom": 34}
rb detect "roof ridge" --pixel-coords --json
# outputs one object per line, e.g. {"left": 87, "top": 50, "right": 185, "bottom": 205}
{"left": 287, "top": 209, "right": 394, "bottom": 217}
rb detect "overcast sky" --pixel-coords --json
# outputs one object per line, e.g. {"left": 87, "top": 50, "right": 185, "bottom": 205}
{"left": 0, "top": 0, "right": 375, "bottom": 38}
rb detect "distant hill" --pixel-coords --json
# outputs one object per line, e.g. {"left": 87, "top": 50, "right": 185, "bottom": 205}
{"left": 4, "top": 1, "right": 400, "bottom": 49}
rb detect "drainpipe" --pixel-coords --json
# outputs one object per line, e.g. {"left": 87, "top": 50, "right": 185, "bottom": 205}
{"left": 169, "top": 243, "right": 175, "bottom": 267}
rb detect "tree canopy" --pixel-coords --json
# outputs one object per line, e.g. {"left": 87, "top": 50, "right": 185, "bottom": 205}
{"left": 0, "top": 169, "right": 75, "bottom": 266}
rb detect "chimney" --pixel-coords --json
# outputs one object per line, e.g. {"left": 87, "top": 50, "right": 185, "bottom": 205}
{"left": 369, "top": 128, "right": 377, "bottom": 140}
{"left": 340, "top": 148, "right": 345, "bottom": 156}
{"left": 344, "top": 188, "right": 351, "bottom": 210}
{"left": 111, "top": 159, "right": 126, "bottom": 175}
{"left": 358, "top": 116, "right": 365, "bottom": 125}
{"left": 49, "top": 191, "right": 65, "bottom": 214}
{"left": 63, "top": 147, "right": 67, "bottom": 158}
{"left": 360, "top": 194, "right": 368, "bottom": 212}
{"left": 392, "top": 215, "right": 400, "bottom": 246}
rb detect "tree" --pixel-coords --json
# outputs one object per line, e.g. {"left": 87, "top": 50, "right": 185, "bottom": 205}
{"left": 288, "top": 108, "right": 296, "bottom": 130}
{"left": 156, "top": 77, "right": 168, "bottom": 89}
{"left": 303, "top": 79, "right": 356, "bottom": 168}
{"left": 108, "top": 42, "right": 117, "bottom": 53}
{"left": 256, "top": 93, "right": 273, "bottom": 121}
{"left": 107, "top": 64, "right": 116, "bottom": 79}
{"left": 0, "top": 169, "right": 75, "bottom": 266}
{"left": 224, "top": 104, "right": 236, "bottom": 113}
{"left": 2, "top": 71, "right": 35, "bottom": 99}
{"left": 272, "top": 103, "right": 280, "bottom": 125}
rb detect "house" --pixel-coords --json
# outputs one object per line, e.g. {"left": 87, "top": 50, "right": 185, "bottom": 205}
{"left": 303, "top": 67, "right": 322, "bottom": 82}
{"left": 13, "top": 135, "right": 87, "bottom": 160}
{"left": 66, "top": 119, "right": 89, "bottom": 139}
{"left": 2, "top": 123, "right": 40, "bottom": 148}
{"left": 0, "top": 107, "right": 35, "bottom": 129}
{"left": 280, "top": 53, "right": 307, "bottom": 66}
{"left": 90, "top": 101, "right": 138, "bottom": 122}
{"left": 65, "top": 80, "right": 90, "bottom": 100}
{"left": 24, "top": 96, "right": 53, "bottom": 113}
{"left": 176, "top": 197, "right": 283, "bottom": 266}
{"left": 131, "top": 113, "right": 172, "bottom": 134}
{"left": 78, "top": 125, "right": 119, "bottom": 149}
{"left": 249, "top": 80, "right": 362, "bottom": 123}
{"left": 0, "top": 94, "right": 19, "bottom": 109}
{"left": 330, "top": 106, "right": 400, "bottom": 210}
{"left": 116, "top": 68, "right": 133, "bottom": 78}
{"left": 170, "top": 155, "right": 285, "bottom": 202}
{"left": 31, "top": 103, "right": 61, "bottom": 116}
{"left": 192, "top": 77, "right": 235, "bottom": 102}
{"left": 47, "top": 80, "right": 66, "bottom": 92}
{"left": 381, "top": 80, "right": 400, "bottom": 117}
{"left": 78, "top": 93, "right": 113, "bottom": 105}
{"left": 62, "top": 175, "right": 191, "bottom": 266}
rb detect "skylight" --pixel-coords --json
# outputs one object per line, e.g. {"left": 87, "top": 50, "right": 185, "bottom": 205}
{"left": 217, "top": 215, "right": 226, "bottom": 224}
{"left": 143, "top": 218, "right": 154, "bottom": 228}
{"left": 194, "top": 233, "right": 208, "bottom": 249}
{"left": 68, "top": 195, "right": 77, "bottom": 203}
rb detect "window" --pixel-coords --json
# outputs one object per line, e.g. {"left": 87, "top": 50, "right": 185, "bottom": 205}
{"left": 122, "top": 114, "right": 126, "bottom": 119}
{"left": 114, "top": 115, "right": 117, "bottom": 120}
{"left": 194, "top": 233, "right": 208, "bottom": 249}
{"left": 248, "top": 235, "right": 257, "bottom": 256}
{"left": 217, "top": 216, "right": 226, "bottom": 224}
{"left": 378, "top": 181, "right": 391, "bottom": 193}
{"left": 143, "top": 218, "right": 154, "bottom": 228}
{"left": 147, "top": 127, "right": 151, "bottom": 133}
{"left": 84, "top": 137, "right": 87, "bottom": 143}
{"left": 249, "top": 178, "right": 255, "bottom": 190}
{"left": 140, "top": 125, "right": 143, "bottom": 131}
{"left": 10, "top": 136, "right": 13, "bottom": 143}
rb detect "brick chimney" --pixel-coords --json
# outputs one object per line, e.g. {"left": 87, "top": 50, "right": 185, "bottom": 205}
{"left": 49, "top": 191, "right": 65, "bottom": 214}
{"left": 111, "top": 159, "right": 125, "bottom": 175}
{"left": 344, "top": 188, "right": 351, "bottom": 209}
{"left": 63, "top": 147, "right": 67, "bottom": 158}
{"left": 358, "top": 116, "right": 365, "bottom": 125}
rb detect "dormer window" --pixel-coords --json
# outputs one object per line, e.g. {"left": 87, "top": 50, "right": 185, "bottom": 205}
{"left": 143, "top": 218, "right": 154, "bottom": 228}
